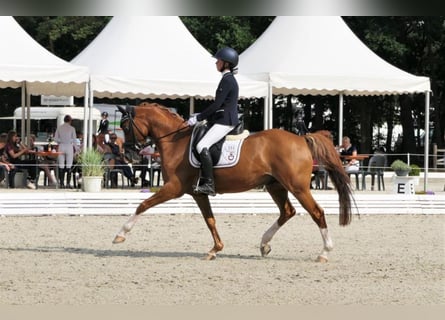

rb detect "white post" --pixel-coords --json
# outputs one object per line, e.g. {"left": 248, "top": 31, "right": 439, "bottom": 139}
{"left": 338, "top": 93, "right": 344, "bottom": 145}
{"left": 21, "top": 82, "right": 26, "bottom": 141}
{"left": 82, "top": 80, "right": 90, "bottom": 152}
{"left": 88, "top": 83, "right": 94, "bottom": 149}
{"left": 267, "top": 82, "right": 273, "bottom": 129}
{"left": 26, "top": 92, "right": 31, "bottom": 146}
{"left": 423, "top": 91, "right": 430, "bottom": 192}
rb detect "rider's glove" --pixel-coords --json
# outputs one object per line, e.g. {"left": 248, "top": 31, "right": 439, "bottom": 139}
{"left": 187, "top": 116, "right": 198, "bottom": 126}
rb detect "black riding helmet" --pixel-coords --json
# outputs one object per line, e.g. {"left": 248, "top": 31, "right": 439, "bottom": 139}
{"left": 213, "top": 47, "right": 239, "bottom": 68}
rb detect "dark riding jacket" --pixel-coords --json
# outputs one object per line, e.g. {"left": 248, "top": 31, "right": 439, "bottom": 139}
{"left": 197, "top": 72, "right": 239, "bottom": 126}
{"left": 97, "top": 119, "right": 109, "bottom": 134}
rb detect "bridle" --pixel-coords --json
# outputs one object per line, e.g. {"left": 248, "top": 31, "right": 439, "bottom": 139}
{"left": 118, "top": 105, "right": 189, "bottom": 152}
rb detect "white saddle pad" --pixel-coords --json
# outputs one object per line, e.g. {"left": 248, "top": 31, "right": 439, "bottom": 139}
{"left": 189, "top": 139, "right": 245, "bottom": 168}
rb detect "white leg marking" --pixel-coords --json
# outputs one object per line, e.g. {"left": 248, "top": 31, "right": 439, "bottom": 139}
{"left": 261, "top": 221, "right": 280, "bottom": 247}
{"left": 116, "top": 215, "right": 139, "bottom": 237}
{"left": 318, "top": 228, "right": 333, "bottom": 259}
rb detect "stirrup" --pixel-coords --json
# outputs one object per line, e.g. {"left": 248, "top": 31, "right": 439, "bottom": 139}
{"left": 193, "top": 178, "right": 215, "bottom": 196}
{"left": 194, "top": 184, "right": 216, "bottom": 196}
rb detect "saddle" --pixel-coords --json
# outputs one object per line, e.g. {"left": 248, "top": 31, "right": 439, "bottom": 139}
{"left": 190, "top": 121, "right": 249, "bottom": 168}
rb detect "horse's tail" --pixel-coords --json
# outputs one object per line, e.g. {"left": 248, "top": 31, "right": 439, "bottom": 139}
{"left": 304, "top": 132, "right": 354, "bottom": 226}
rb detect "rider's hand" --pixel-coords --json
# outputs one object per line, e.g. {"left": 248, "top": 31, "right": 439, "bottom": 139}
{"left": 187, "top": 116, "right": 198, "bottom": 126}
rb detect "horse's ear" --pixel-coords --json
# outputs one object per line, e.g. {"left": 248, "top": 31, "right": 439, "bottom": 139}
{"left": 126, "top": 105, "right": 135, "bottom": 118}
{"left": 116, "top": 105, "right": 127, "bottom": 115}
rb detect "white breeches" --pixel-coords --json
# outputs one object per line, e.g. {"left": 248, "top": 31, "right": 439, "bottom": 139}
{"left": 196, "top": 124, "right": 234, "bottom": 153}
{"left": 58, "top": 143, "right": 74, "bottom": 169}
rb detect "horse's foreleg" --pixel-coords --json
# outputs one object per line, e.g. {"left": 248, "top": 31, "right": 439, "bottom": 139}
{"left": 192, "top": 194, "right": 223, "bottom": 260}
{"left": 112, "top": 188, "right": 178, "bottom": 244}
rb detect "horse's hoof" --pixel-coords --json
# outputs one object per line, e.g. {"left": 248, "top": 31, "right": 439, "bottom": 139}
{"left": 203, "top": 252, "right": 217, "bottom": 261}
{"left": 112, "top": 235, "right": 126, "bottom": 244}
{"left": 316, "top": 255, "right": 328, "bottom": 263}
{"left": 260, "top": 244, "right": 271, "bottom": 257}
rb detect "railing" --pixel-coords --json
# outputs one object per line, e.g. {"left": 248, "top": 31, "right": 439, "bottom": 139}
{"left": 432, "top": 143, "right": 445, "bottom": 169}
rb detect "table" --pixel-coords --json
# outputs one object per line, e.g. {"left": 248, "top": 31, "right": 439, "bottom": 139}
{"left": 340, "top": 154, "right": 369, "bottom": 161}
{"left": 29, "top": 151, "right": 64, "bottom": 189}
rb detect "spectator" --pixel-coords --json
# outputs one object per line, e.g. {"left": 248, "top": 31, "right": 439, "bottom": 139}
{"left": 29, "top": 134, "right": 57, "bottom": 186}
{"left": 54, "top": 115, "right": 77, "bottom": 188}
{"left": 138, "top": 142, "right": 161, "bottom": 188}
{"left": 0, "top": 132, "right": 17, "bottom": 187}
{"left": 105, "top": 133, "right": 138, "bottom": 187}
{"left": 337, "top": 136, "right": 359, "bottom": 173}
{"left": 4, "top": 130, "right": 36, "bottom": 189}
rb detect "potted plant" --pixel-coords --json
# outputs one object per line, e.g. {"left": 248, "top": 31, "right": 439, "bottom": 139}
{"left": 409, "top": 164, "right": 421, "bottom": 176}
{"left": 390, "top": 159, "right": 411, "bottom": 176}
{"left": 79, "top": 148, "right": 105, "bottom": 192}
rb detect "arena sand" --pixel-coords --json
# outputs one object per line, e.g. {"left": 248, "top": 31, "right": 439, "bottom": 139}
{"left": 0, "top": 214, "right": 443, "bottom": 306}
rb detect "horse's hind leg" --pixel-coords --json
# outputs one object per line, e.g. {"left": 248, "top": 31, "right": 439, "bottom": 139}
{"left": 192, "top": 193, "right": 223, "bottom": 260}
{"left": 261, "top": 182, "right": 297, "bottom": 257}
{"left": 292, "top": 189, "right": 333, "bottom": 262}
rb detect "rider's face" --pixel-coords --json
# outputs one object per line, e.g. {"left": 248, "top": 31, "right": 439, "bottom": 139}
{"left": 215, "top": 59, "right": 224, "bottom": 72}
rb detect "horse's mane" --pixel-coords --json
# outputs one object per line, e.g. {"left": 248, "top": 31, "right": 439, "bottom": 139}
{"left": 139, "top": 102, "right": 185, "bottom": 122}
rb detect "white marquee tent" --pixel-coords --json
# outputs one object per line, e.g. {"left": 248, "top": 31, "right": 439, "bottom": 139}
{"left": 71, "top": 16, "right": 267, "bottom": 148}
{"left": 72, "top": 16, "right": 267, "bottom": 100}
{"left": 239, "top": 16, "right": 431, "bottom": 189}
{"left": 0, "top": 16, "right": 90, "bottom": 144}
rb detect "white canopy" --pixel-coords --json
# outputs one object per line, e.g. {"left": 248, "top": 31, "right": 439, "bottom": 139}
{"left": 240, "top": 16, "right": 431, "bottom": 190}
{"left": 72, "top": 16, "right": 267, "bottom": 100}
{"left": 239, "top": 16, "right": 430, "bottom": 96}
{"left": 0, "top": 16, "right": 89, "bottom": 97}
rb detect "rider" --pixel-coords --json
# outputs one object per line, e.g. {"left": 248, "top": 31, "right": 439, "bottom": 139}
{"left": 187, "top": 47, "right": 240, "bottom": 196}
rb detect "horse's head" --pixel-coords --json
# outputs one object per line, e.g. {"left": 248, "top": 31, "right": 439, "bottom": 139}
{"left": 117, "top": 102, "right": 189, "bottom": 158}
{"left": 116, "top": 104, "right": 150, "bottom": 162}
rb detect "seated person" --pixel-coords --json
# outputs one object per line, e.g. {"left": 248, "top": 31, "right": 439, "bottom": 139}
{"left": 0, "top": 133, "right": 17, "bottom": 186}
{"left": 29, "top": 134, "right": 57, "bottom": 186}
{"left": 138, "top": 143, "right": 161, "bottom": 188}
{"left": 337, "top": 136, "right": 359, "bottom": 173}
{"left": 105, "top": 134, "right": 138, "bottom": 187}
{"left": 4, "top": 130, "right": 36, "bottom": 189}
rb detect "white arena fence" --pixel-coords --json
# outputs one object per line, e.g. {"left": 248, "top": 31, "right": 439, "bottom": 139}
{"left": 0, "top": 192, "right": 444, "bottom": 216}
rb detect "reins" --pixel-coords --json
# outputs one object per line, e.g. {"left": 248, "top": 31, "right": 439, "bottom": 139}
{"left": 155, "top": 122, "right": 190, "bottom": 142}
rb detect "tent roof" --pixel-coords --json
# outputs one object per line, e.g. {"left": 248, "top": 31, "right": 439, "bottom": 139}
{"left": 239, "top": 16, "right": 430, "bottom": 96}
{"left": 72, "top": 16, "right": 267, "bottom": 100}
{"left": 0, "top": 17, "right": 89, "bottom": 97}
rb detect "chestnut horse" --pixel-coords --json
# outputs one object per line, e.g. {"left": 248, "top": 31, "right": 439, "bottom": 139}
{"left": 113, "top": 102, "right": 353, "bottom": 262}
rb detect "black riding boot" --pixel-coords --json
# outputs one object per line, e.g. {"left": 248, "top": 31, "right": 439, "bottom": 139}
{"left": 58, "top": 168, "right": 65, "bottom": 188}
{"left": 65, "top": 168, "right": 72, "bottom": 189}
{"left": 194, "top": 148, "right": 216, "bottom": 196}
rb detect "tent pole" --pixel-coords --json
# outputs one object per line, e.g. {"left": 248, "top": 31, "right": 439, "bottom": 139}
{"left": 263, "top": 85, "right": 268, "bottom": 130}
{"left": 423, "top": 90, "right": 430, "bottom": 192}
{"left": 267, "top": 82, "right": 273, "bottom": 130}
{"left": 21, "top": 82, "right": 26, "bottom": 141}
{"left": 26, "top": 92, "right": 31, "bottom": 147}
{"left": 338, "top": 93, "right": 344, "bottom": 145}
{"left": 88, "top": 84, "right": 94, "bottom": 149}
{"left": 189, "top": 97, "right": 195, "bottom": 115}
{"left": 82, "top": 81, "right": 89, "bottom": 152}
